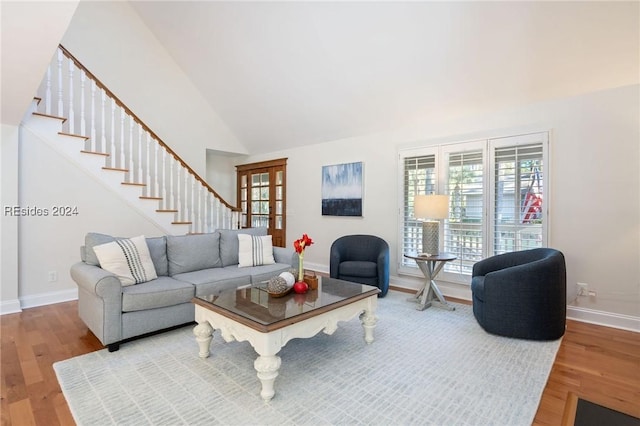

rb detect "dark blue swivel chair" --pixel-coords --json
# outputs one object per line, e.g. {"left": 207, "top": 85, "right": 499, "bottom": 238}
{"left": 330, "top": 235, "right": 390, "bottom": 297}
{"left": 471, "top": 248, "right": 566, "bottom": 340}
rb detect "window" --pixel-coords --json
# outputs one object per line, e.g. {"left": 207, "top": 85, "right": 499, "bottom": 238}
{"left": 398, "top": 132, "right": 549, "bottom": 282}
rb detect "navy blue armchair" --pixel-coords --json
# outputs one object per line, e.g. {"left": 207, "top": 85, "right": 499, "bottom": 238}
{"left": 330, "top": 235, "right": 389, "bottom": 297}
{"left": 471, "top": 248, "right": 566, "bottom": 340}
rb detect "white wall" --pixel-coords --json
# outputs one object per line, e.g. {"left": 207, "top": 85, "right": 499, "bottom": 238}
{"left": 60, "top": 1, "right": 247, "bottom": 177}
{"left": 14, "top": 126, "right": 167, "bottom": 308}
{"left": 206, "top": 149, "right": 238, "bottom": 205}
{"left": 240, "top": 84, "right": 640, "bottom": 320}
{"left": 1, "top": 125, "right": 20, "bottom": 313}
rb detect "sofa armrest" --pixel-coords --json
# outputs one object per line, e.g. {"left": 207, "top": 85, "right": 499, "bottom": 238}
{"left": 273, "top": 246, "right": 297, "bottom": 268}
{"left": 70, "top": 262, "right": 122, "bottom": 300}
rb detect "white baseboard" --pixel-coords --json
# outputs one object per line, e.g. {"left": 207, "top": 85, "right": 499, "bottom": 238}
{"left": 19, "top": 288, "right": 78, "bottom": 310}
{"left": 567, "top": 305, "right": 640, "bottom": 333}
{"left": 0, "top": 299, "right": 22, "bottom": 315}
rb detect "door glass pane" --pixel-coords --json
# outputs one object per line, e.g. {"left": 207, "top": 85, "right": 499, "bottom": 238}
{"left": 276, "top": 216, "right": 283, "bottom": 229}
{"left": 260, "top": 201, "right": 269, "bottom": 214}
{"left": 276, "top": 201, "right": 283, "bottom": 215}
{"left": 261, "top": 173, "right": 269, "bottom": 184}
{"left": 276, "top": 186, "right": 283, "bottom": 200}
{"left": 260, "top": 187, "right": 269, "bottom": 200}
{"left": 276, "top": 171, "right": 283, "bottom": 185}
{"left": 241, "top": 175, "right": 247, "bottom": 186}
{"left": 251, "top": 201, "right": 261, "bottom": 214}
{"left": 251, "top": 188, "right": 260, "bottom": 200}
{"left": 241, "top": 188, "right": 247, "bottom": 201}
{"left": 252, "top": 215, "right": 268, "bottom": 228}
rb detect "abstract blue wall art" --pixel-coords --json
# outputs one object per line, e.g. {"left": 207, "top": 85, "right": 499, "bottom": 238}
{"left": 321, "top": 161, "right": 363, "bottom": 216}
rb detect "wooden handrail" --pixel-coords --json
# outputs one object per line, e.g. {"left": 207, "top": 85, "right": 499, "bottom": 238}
{"left": 58, "top": 44, "right": 240, "bottom": 212}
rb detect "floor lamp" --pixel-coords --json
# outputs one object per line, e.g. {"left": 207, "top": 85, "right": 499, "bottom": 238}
{"left": 414, "top": 194, "right": 449, "bottom": 256}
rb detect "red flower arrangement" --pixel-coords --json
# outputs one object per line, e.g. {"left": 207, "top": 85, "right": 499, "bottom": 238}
{"left": 293, "top": 234, "right": 313, "bottom": 291}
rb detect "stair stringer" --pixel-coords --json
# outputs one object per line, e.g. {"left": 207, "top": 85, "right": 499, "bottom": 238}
{"left": 21, "top": 110, "right": 191, "bottom": 235}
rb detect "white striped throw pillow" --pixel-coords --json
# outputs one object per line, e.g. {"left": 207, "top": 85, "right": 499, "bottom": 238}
{"left": 237, "top": 234, "right": 275, "bottom": 267}
{"left": 93, "top": 235, "right": 158, "bottom": 286}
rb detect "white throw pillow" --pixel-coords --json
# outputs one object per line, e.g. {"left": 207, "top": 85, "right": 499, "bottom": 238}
{"left": 93, "top": 235, "right": 158, "bottom": 286}
{"left": 237, "top": 234, "right": 275, "bottom": 267}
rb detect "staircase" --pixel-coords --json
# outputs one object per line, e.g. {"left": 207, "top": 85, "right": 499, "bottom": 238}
{"left": 23, "top": 45, "right": 240, "bottom": 235}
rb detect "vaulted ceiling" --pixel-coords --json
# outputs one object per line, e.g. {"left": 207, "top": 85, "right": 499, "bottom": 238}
{"left": 129, "top": 1, "right": 638, "bottom": 154}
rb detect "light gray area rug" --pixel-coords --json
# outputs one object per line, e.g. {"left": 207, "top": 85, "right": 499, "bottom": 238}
{"left": 54, "top": 291, "right": 561, "bottom": 425}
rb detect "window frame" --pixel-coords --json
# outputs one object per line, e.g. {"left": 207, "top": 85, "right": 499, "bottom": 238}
{"left": 397, "top": 132, "right": 550, "bottom": 284}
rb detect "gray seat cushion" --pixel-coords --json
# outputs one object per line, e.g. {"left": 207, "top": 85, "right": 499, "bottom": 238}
{"left": 174, "top": 267, "right": 253, "bottom": 296}
{"left": 122, "top": 276, "right": 194, "bottom": 312}
{"left": 339, "top": 261, "right": 377, "bottom": 278}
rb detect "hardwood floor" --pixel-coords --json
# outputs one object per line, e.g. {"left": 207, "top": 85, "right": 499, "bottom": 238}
{"left": 1, "top": 299, "right": 638, "bottom": 426}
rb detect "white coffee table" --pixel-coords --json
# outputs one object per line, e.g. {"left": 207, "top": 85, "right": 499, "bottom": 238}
{"left": 192, "top": 276, "right": 379, "bottom": 401}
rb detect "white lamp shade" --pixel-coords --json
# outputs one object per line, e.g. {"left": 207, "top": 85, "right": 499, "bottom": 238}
{"left": 414, "top": 194, "right": 449, "bottom": 220}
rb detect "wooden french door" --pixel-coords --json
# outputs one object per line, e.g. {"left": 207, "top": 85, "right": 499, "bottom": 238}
{"left": 236, "top": 158, "right": 287, "bottom": 247}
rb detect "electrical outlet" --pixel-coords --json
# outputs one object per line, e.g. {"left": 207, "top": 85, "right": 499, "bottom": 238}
{"left": 48, "top": 271, "right": 58, "bottom": 283}
{"left": 577, "top": 282, "right": 588, "bottom": 296}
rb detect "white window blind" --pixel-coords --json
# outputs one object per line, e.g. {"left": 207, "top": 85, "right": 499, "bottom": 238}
{"left": 491, "top": 136, "right": 546, "bottom": 255}
{"left": 400, "top": 151, "right": 436, "bottom": 267}
{"left": 443, "top": 147, "right": 485, "bottom": 276}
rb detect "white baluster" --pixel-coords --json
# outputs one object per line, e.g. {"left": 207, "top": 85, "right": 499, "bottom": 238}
{"left": 204, "top": 191, "right": 210, "bottom": 233}
{"left": 168, "top": 151, "right": 175, "bottom": 211}
{"left": 214, "top": 197, "right": 221, "bottom": 231}
{"left": 57, "top": 49, "right": 63, "bottom": 118}
{"left": 190, "top": 175, "right": 196, "bottom": 231}
{"left": 128, "top": 117, "right": 135, "bottom": 182}
{"left": 176, "top": 164, "right": 183, "bottom": 221}
{"left": 137, "top": 124, "right": 143, "bottom": 184}
{"left": 153, "top": 141, "right": 164, "bottom": 201}
{"left": 146, "top": 132, "right": 153, "bottom": 197}
{"left": 110, "top": 97, "right": 116, "bottom": 168}
{"left": 207, "top": 193, "right": 213, "bottom": 233}
{"left": 163, "top": 149, "right": 169, "bottom": 210}
{"left": 90, "top": 79, "right": 96, "bottom": 152}
{"left": 119, "top": 107, "right": 126, "bottom": 171}
{"left": 80, "top": 69, "right": 86, "bottom": 139}
{"left": 45, "top": 65, "right": 51, "bottom": 115}
{"left": 68, "top": 59, "right": 74, "bottom": 134}
{"left": 199, "top": 185, "right": 206, "bottom": 233}
{"left": 100, "top": 87, "right": 106, "bottom": 155}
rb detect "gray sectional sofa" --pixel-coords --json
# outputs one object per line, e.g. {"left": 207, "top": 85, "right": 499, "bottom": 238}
{"left": 70, "top": 227, "right": 296, "bottom": 351}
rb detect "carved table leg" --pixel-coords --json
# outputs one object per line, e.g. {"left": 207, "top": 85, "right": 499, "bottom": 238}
{"left": 193, "top": 321, "right": 214, "bottom": 358}
{"left": 360, "top": 309, "right": 377, "bottom": 344}
{"left": 253, "top": 355, "right": 281, "bottom": 401}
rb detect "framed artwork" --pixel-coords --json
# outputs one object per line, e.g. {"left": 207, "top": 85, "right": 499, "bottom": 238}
{"left": 321, "top": 161, "right": 363, "bottom": 216}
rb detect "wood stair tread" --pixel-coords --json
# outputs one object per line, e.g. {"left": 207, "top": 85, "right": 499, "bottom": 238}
{"left": 121, "top": 182, "right": 147, "bottom": 187}
{"left": 102, "top": 167, "right": 128, "bottom": 172}
{"left": 59, "top": 131, "right": 89, "bottom": 140}
{"left": 139, "top": 196, "right": 163, "bottom": 200}
{"left": 32, "top": 112, "right": 67, "bottom": 123}
{"left": 80, "top": 150, "right": 109, "bottom": 157}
